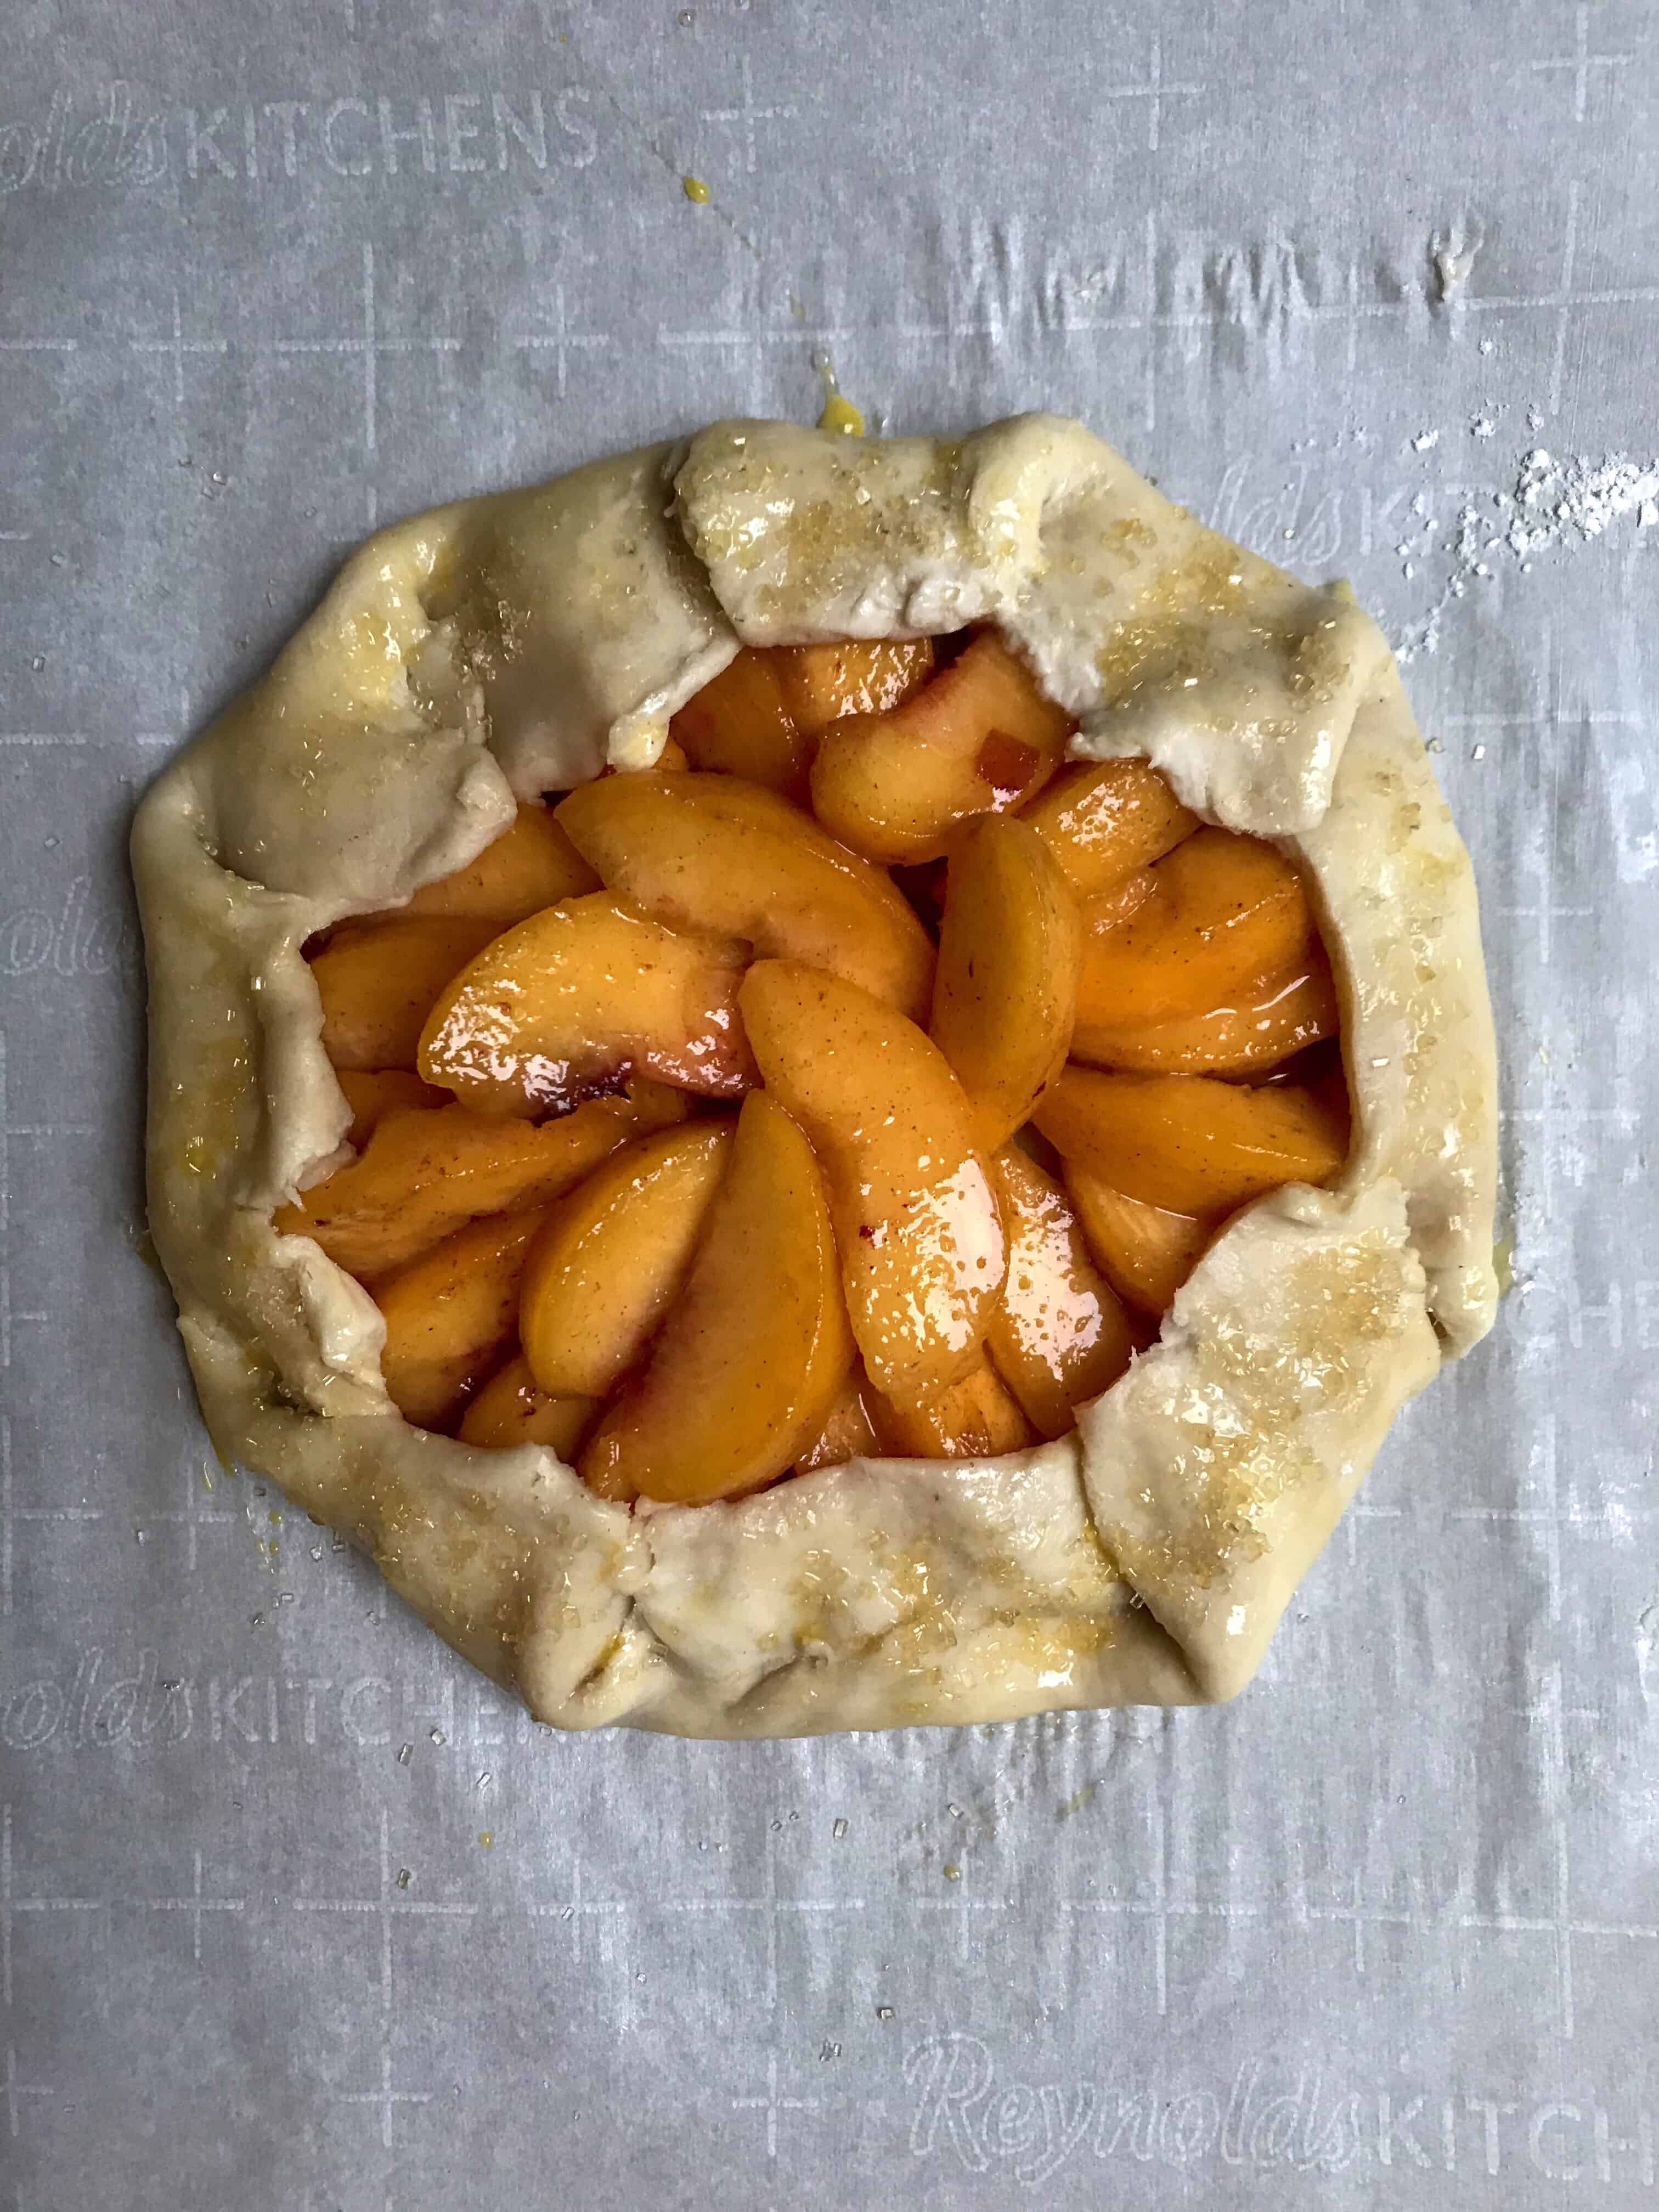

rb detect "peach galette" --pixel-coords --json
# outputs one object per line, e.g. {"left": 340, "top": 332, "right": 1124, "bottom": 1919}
{"left": 276, "top": 645, "right": 1353, "bottom": 1500}
{"left": 135, "top": 414, "right": 1497, "bottom": 1736}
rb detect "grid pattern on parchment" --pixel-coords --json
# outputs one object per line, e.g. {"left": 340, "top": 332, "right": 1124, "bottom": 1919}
{"left": 1, "top": 3, "right": 1656, "bottom": 2208}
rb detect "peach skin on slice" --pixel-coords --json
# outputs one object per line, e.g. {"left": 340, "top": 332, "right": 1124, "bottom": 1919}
{"left": 375, "top": 1209, "right": 549, "bottom": 1431}
{"left": 772, "top": 638, "right": 936, "bottom": 736}
{"left": 311, "top": 916, "right": 504, "bottom": 1071}
{"left": 335, "top": 1069, "right": 446, "bottom": 1149}
{"left": 809, "top": 631, "right": 1074, "bottom": 864}
{"left": 793, "top": 1366, "right": 883, "bottom": 1475}
{"left": 400, "top": 803, "right": 598, "bottom": 922}
{"left": 870, "top": 1361, "right": 1039, "bottom": 1460}
{"left": 555, "top": 772, "right": 935, "bottom": 1022}
{"left": 519, "top": 1120, "right": 735, "bottom": 1399}
{"left": 418, "top": 893, "right": 757, "bottom": 1118}
{"left": 456, "top": 1353, "right": 597, "bottom": 1458}
{"left": 929, "top": 815, "right": 1082, "bottom": 1150}
{"left": 740, "top": 960, "right": 1005, "bottom": 1402}
{"left": 1063, "top": 1165, "right": 1216, "bottom": 1319}
{"left": 669, "top": 647, "right": 812, "bottom": 799}
{"left": 1074, "top": 827, "right": 1312, "bottom": 1031}
{"left": 273, "top": 1084, "right": 688, "bottom": 1282}
{"left": 1033, "top": 1067, "right": 1349, "bottom": 1216}
{"left": 580, "top": 1092, "right": 853, "bottom": 1505}
{"left": 984, "top": 1147, "right": 1137, "bottom": 1438}
{"left": 1071, "top": 949, "right": 1339, "bottom": 1075}
{"left": 1020, "top": 759, "right": 1198, "bottom": 897}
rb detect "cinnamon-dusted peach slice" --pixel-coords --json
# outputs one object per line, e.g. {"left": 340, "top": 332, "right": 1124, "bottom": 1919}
{"left": 312, "top": 916, "right": 503, "bottom": 1071}
{"left": 418, "top": 894, "right": 757, "bottom": 1118}
{"left": 273, "top": 1082, "right": 688, "bottom": 1281}
{"left": 984, "top": 1147, "right": 1137, "bottom": 1438}
{"left": 772, "top": 638, "right": 935, "bottom": 735}
{"left": 1074, "top": 827, "right": 1313, "bottom": 1031}
{"left": 581, "top": 1093, "right": 852, "bottom": 1505}
{"left": 652, "top": 736, "right": 691, "bottom": 771}
{"left": 739, "top": 960, "right": 1005, "bottom": 1403}
{"left": 1063, "top": 1166, "right": 1216, "bottom": 1319}
{"left": 1080, "top": 865, "right": 1158, "bottom": 935}
{"left": 1033, "top": 1068, "right": 1348, "bottom": 1216}
{"left": 1071, "top": 950, "right": 1339, "bottom": 1075}
{"left": 519, "top": 1120, "right": 733, "bottom": 1399}
{"left": 869, "top": 1361, "right": 1038, "bottom": 1460}
{"left": 456, "top": 1354, "right": 597, "bottom": 1458}
{"left": 793, "top": 1367, "right": 883, "bottom": 1475}
{"left": 555, "top": 772, "right": 935, "bottom": 1022}
{"left": 375, "top": 1209, "right": 549, "bottom": 1431}
{"left": 929, "top": 816, "right": 1082, "bottom": 1150}
{"left": 1022, "top": 759, "right": 1199, "bottom": 896}
{"left": 335, "top": 1069, "right": 446, "bottom": 1149}
{"left": 809, "top": 631, "right": 1074, "bottom": 864}
{"left": 400, "top": 803, "right": 597, "bottom": 921}
{"left": 669, "top": 648, "right": 812, "bottom": 799}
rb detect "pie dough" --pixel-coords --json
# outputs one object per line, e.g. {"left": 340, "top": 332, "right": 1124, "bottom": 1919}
{"left": 132, "top": 415, "right": 1498, "bottom": 1736}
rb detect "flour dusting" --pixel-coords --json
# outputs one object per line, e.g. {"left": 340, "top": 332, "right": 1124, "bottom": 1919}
{"left": 1395, "top": 444, "right": 1659, "bottom": 662}
{"left": 1505, "top": 448, "right": 1659, "bottom": 554}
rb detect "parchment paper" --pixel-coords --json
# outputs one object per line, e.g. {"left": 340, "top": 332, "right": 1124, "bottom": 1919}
{"left": 1, "top": 3, "right": 1655, "bottom": 2204}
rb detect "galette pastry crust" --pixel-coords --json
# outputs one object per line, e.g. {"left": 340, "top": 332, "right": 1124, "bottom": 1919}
{"left": 132, "top": 415, "right": 1498, "bottom": 1736}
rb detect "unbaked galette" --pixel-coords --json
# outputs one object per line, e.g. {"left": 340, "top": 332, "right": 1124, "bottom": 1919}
{"left": 133, "top": 415, "right": 1497, "bottom": 1736}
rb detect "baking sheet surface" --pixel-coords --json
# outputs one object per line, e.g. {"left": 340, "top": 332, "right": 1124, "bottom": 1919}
{"left": 1, "top": 2, "right": 1656, "bottom": 2203}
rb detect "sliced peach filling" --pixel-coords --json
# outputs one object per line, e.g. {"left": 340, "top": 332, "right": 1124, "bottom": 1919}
{"left": 280, "top": 625, "right": 1351, "bottom": 1499}
{"left": 417, "top": 894, "right": 757, "bottom": 1116}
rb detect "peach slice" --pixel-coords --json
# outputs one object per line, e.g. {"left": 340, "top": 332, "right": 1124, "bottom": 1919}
{"left": 652, "top": 737, "right": 691, "bottom": 772}
{"left": 870, "top": 1361, "right": 1038, "bottom": 1460}
{"left": 1071, "top": 950, "right": 1339, "bottom": 1075}
{"left": 669, "top": 648, "right": 812, "bottom": 799}
{"left": 519, "top": 1120, "right": 734, "bottom": 1399}
{"left": 555, "top": 771, "right": 935, "bottom": 1022}
{"left": 1080, "top": 865, "right": 1158, "bottom": 934}
{"left": 772, "top": 638, "right": 936, "bottom": 735}
{"left": 1033, "top": 1067, "right": 1348, "bottom": 1216}
{"left": 456, "top": 1353, "right": 597, "bottom": 1458}
{"left": 793, "top": 1367, "right": 883, "bottom": 1475}
{"left": 273, "top": 1082, "right": 688, "bottom": 1281}
{"left": 1074, "top": 828, "right": 1312, "bottom": 1031}
{"left": 311, "top": 916, "right": 503, "bottom": 1071}
{"left": 335, "top": 1069, "right": 446, "bottom": 1149}
{"left": 418, "top": 893, "right": 757, "bottom": 1118}
{"left": 1021, "top": 759, "right": 1198, "bottom": 896}
{"left": 984, "top": 1147, "right": 1137, "bottom": 1438}
{"left": 400, "top": 804, "right": 598, "bottom": 921}
{"left": 1063, "top": 1166, "right": 1216, "bottom": 1319}
{"left": 375, "top": 1209, "right": 548, "bottom": 1431}
{"left": 809, "top": 631, "right": 1074, "bottom": 863}
{"left": 739, "top": 960, "right": 1005, "bottom": 1403}
{"left": 929, "top": 815, "right": 1082, "bottom": 1150}
{"left": 581, "top": 1092, "right": 852, "bottom": 1505}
